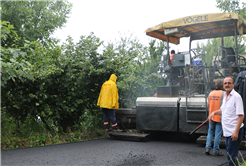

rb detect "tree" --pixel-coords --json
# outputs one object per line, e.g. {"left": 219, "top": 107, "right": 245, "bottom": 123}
{"left": 1, "top": 0, "right": 72, "bottom": 47}
{"left": 102, "top": 35, "right": 148, "bottom": 106}
{"left": 116, "top": 38, "right": 166, "bottom": 103}
{"left": 1, "top": 21, "right": 33, "bottom": 86}
{"left": 1, "top": 1, "right": 72, "bottom": 133}
{"left": 216, "top": 0, "right": 246, "bottom": 19}
{"left": 197, "top": 0, "right": 246, "bottom": 67}
{"left": 197, "top": 36, "right": 245, "bottom": 66}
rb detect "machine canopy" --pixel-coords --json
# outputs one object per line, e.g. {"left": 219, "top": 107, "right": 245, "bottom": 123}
{"left": 145, "top": 13, "right": 246, "bottom": 45}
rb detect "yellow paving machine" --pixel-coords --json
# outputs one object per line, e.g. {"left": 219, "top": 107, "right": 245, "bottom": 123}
{"left": 109, "top": 13, "right": 246, "bottom": 145}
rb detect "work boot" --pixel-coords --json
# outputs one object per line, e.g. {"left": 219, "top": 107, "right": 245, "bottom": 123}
{"left": 105, "top": 128, "right": 111, "bottom": 132}
{"left": 113, "top": 129, "right": 122, "bottom": 132}
{"left": 213, "top": 151, "right": 224, "bottom": 156}
{"left": 205, "top": 148, "right": 210, "bottom": 155}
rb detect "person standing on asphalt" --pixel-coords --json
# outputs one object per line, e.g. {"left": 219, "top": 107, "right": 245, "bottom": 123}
{"left": 97, "top": 74, "right": 121, "bottom": 132}
{"left": 209, "top": 77, "right": 244, "bottom": 166}
{"left": 205, "top": 79, "right": 224, "bottom": 156}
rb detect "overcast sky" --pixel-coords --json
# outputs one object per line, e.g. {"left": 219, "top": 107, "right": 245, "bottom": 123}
{"left": 52, "top": 0, "right": 222, "bottom": 52}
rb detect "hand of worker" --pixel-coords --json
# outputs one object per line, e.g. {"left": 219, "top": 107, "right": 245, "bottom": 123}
{"left": 208, "top": 112, "right": 214, "bottom": 122}
{"left": 231, "top": 131, "right": 239, "bottom": 141}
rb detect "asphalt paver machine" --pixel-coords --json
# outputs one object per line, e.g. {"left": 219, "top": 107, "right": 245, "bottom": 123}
{"left": 109, "top": 13, "right": 246, "bottom": 144}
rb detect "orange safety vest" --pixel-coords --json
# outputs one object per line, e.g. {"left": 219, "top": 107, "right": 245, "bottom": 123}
{"left": 208, "top": 90, "right": 223, "bottom": 122}
{"left": 170, "top": 53, "right": 175, "bottom": 65}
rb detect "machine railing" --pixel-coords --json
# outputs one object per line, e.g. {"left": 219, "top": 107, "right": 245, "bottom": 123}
{"left": 185, "top": 48, "right": 208, "bottom": 123}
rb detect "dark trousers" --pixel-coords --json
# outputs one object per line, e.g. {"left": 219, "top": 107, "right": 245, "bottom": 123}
{"left": 102, "top": 108, "right": 118, "bottom": 129}
{"left": 225, "top": 127, "right": 244, "bottom": 166}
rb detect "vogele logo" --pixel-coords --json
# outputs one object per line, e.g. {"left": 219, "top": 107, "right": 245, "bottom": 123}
{"left": 183, "top": 15, "right": 208, "bottom": 24}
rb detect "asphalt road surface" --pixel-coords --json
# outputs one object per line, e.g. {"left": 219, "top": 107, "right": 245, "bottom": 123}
{"left": 2, "top": 132, "right": 246, "bottom": 166}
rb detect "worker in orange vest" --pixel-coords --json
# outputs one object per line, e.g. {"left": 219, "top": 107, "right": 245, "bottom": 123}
{"left": 170, "top": 50, "right": 175, "bottom": 65}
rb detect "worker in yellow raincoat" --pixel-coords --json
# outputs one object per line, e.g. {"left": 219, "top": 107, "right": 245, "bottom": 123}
{"left": 97, "top": 74, "right": 121, "bottom": 132}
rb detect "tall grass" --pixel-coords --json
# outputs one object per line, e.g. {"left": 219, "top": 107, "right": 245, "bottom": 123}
{"left": 1, "top": 115, "right": 108, "bottom": 150}
{"left": 228, "top": 151, "right": 246, "bottom": 166}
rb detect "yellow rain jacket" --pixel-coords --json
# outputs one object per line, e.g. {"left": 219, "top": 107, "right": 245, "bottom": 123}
{"left": 97, "top": 74, "right": 119, "bottom": 109}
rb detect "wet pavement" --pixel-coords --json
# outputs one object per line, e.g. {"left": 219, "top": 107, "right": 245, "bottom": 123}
{"left": 2, "top": 134, "right": 246, "bottom": 166}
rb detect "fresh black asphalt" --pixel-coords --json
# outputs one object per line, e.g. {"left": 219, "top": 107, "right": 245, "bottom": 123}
{"left": 2, "top": 133, "right": 246, "bottom": 166}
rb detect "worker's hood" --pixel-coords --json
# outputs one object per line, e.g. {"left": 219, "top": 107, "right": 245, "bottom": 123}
{"left": 109, "top": 74, "right": 117, "bottom": 83}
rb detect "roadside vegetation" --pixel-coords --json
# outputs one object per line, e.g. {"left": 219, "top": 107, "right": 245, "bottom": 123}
{"left": 1, "top": 0, "right": 246, "bottom": 150}
{"left": 232, "top": 152, "right": 246, "bottom": 166}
